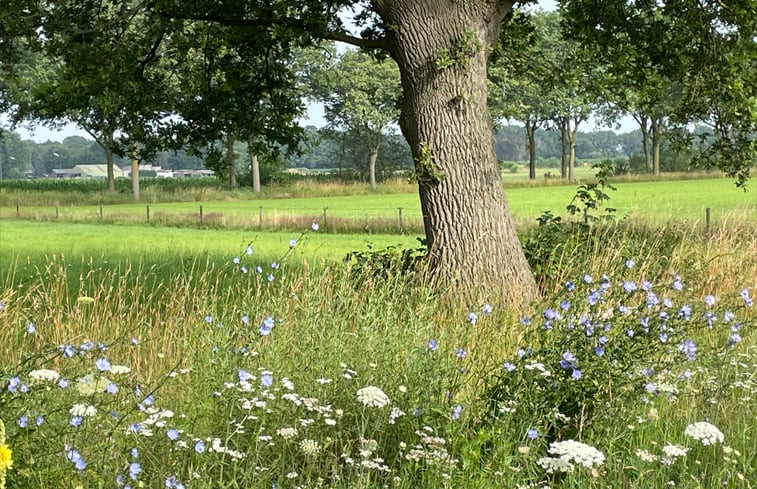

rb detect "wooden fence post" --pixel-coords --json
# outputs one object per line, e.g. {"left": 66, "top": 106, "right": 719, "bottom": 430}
{"left": 398, "top": 207, "right": 403, "bottom": 232}
{"left": 146, "top": 204, "right": 150, "bottom": 223}
{"left": 323, "top": 207, "right": 328, "bottom": 228}
{"left": 16, "top": 203, "right": 19, "bottom": 217}
{"left": 99, "top": 202, "right": 103, "bottom": 219}
{"left": 55, "top": 205, "right": 59, "bottom": 220}
{"left": 200, "top": 205, "right": 203, "bottom": 224}
{"left": 705, "top": 207, "right": 711, "bottom": 233}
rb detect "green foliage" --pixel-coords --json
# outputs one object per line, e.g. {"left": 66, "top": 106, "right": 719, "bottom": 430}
{"left": 343, "top": 239, "right": 427, "bottom": 283}
{"left": 566, "top": 161, "right": 617, "bottom": 219}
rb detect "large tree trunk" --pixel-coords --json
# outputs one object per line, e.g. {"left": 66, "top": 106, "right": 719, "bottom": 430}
{"left": 651, "top": 117, "right": 662, "bottom": 176}
{"left": 226, "top": 132, "right": 237, "bottom": 188}
{"left": 106, "top": 131, "right": 115, "bottom": 193}
{"left": 368, "top": 131, "right": 380, "bottom": 189}
{"left": 130, "top": 140, "right": 139, "bottom": 201}
{"left": 379, "top": 0, "right": 538, "bottom": 306}
{"left": 247, "top": 135, "right": 261, "bottom": 193}
{"left": 526, "top": 121, "right": 536, "bottom": 180}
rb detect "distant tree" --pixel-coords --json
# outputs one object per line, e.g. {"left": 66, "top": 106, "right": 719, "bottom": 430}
{"left": 307, "top": 48, "right": 401, "bottom": 188}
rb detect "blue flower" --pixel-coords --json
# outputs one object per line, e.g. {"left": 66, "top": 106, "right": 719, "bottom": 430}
{"left": 96, "top": 358, "right": 111, "bottom": 372}
{"left": 194, "top": 440, "right": 206, "bottom": 453}
{"left": 129, "top": 462, "right": 142, "bottom": 480}
{"left": 740, "top": 289, "right": 753, "bottom": 306}
{"left": 167, "top": 428, "right": 180, "bottom": 441}
{"left": 106, "top": 383, "right": 119, "bottom": 394}
{"left": 128, "top": 423, "right": 142, "bottom": 434}
{"left": 259, "top": 316, "right": 274, "bottom": 336}
{"left": 7, "top": 376, "right": 20, "bottom": 393}
{"left": 623, "top": 281, "right": 637, "bottom": 293}
{"left": 66, "top": 449, "right": 87, "bottom": 470}
{"left": 560, "top": 300, "right": 570, "bottom": 311}
{"left": 240, "top": 266, "right": 248, "bottom": 274}
{"left": 58, "top": 378, "right": 70, "bottom": 389}
{"left": 256, "top": 266, "right": 263, "bottom": 274}
{"left": 36, "top": 415, "right": 44, "bottom": 426}
{"left": 60, "top": 344, "right": 76, "bottom": 358}
{"left": 583, "top": 274, "right": 593, "bottom": 284}
{"left": 562, "top": 351, "right": 576, "bottom": 363}
{"left": 26, "top": 321, "right": 36, "bottom": 334}
{"left": 131, "top": 448, "right": 139, "bottom": 458}
{"left": 482, "top": 303, "right": 493, "bottom": 315}
{"left": 723, "top": 311, "right": 735, "bottom": 323}
{"left": 625, "top": 259, "right": 636, "bottom": 269}
{"left": 467, "top": 312, "right": 478, "bottom": 324}
{"left": 672, "top": 276, "right": 684, "bottom": 291}
{"left": 520, "top": 317, "right": 531, "bottom": 326}
{"left": 704, "top": 295, "right": 716, "bottom": 307}
{"left": 241, "top": 315, "right": 250, "bottom": 324}
{"left": 644, "top": 382, "right": 656, "bottom": 393}
{"left": 527, "top": 429, "right": 538, "bottom": 439}
{"left": 641, "top": 280, "right": 652, "bottom": 291}
{"left": 594, "top": 346, "right": 605, "bottom": 357}
{"left": 131, "top": 337, "right": 140, "bottom": 346}
{"left": 311, "top": 222, "right": 320, "bottom": 231}
{"left": 261, "top": 371, "right": 273, "bottom": 387}
{"left": 289, "top": 239, "right": 297, "bottom": 248}
{"left": 571, "top": 368, "right": 582, "bottom": 380}
{"left": 427, "top": 339, "right": 438, "bottom": 351}
{"left": 70, "top": 416, "right": 83, "bottom": 427}
{"left": 245, "top": 245, "right": 253, "bottom": 255}
{"left": 729, "top": 333, "right": 742, "bottom": 346}
{"left": 267, "top": 273, "right": 275, "bottom": 282}
{"left": 238, "top": 369, "right": 253, "bottom": 383}
{"left": 503, "top": 362, "right": 516, "bottom": 372}
{"left": 646, "top": 292, "right": 659, "bottom": 307}
{"left": 451, "top": 404, "right": 463, "bottom": 420}
{"left": 233, "top": 256, "right": 240, "bottom": 264}
{"left": 18, "top": 415, "right": 28, "bottom": 428}
{"left": 677, "top": 339, "right": 697, "bottom": 361}
{"left": 565, "top": 281, "right": 576, "bottom": 291}
{"left": 455, "top": 348, "right": 467, "bottom": 359}
{"left": 641, "top": 368, "right": 653, "bottom": 377}
{"left": 204, "top": 315, "right": 213, "bottom": 324}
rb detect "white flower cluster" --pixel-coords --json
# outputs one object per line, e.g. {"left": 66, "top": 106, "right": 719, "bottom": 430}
{"left": 29, "top": 369, "right": 60, "bottom": 382}
{"left": 537, "top": 456, "right": 575, "bottom": 474}
{"left": 546, "top": 440, "right": 605, "bottom": 468}
{"left": 276, "top": 427, "right": 298, "bottom": 439}
{"left": 299, "top": 438, "right": 321, "bottom": 456}
{"left": 662, "top": 444, "right": 689, "bottom": 459}
{"left": 70, "top": 404, "right": 98, "bottom": 417}
{"left": 684, "top": 421, "right": 724, "bottom": 445}
{"left": 356, "top": 386, "right": 390, "bottom": 408}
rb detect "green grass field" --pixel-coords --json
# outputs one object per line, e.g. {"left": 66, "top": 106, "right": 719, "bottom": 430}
{"left": 2, "top": 178, "right": 755, "bottom": 227}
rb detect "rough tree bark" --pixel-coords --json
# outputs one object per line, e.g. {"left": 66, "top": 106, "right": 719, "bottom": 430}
{"left": 560, "top": 117, "right": 568, "bottom": 179}
{"left": 376, "top": 0, "right": 538, "bottom": 305}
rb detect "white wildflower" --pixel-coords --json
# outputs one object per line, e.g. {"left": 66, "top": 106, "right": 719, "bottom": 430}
{"left": 276, "top": 427, "right": 298, "bottom": 439}
{"left": 662, "top": 445, "right": 689, "bottom": 459}
{"left": 635, "top": 449, "right": 658, "bottom": 462}
{"left": 537, "top": 456, "right": 575, "bottom": 474}
{"left": 29, "top": 369, "right": 60, "bottom": 382}
{"left": 109, "top": 365, "right": 131, "bottom": 375}
{"left": 684, "top": 421, "right": 724, "bottom": 445}
{"left": 299, "top": 439, "right": 321, "bottom": 457}
{"left": 547, "top": 440, "right": 605, "bottom": 468}
{"left": 356, "top": 386, "right": 390, "bottom": 408}
{"left": 70, "top": 403, "right": 98, "bottom": 417}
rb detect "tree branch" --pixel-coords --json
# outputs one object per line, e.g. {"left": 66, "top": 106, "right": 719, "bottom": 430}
{"left": 321, "top": 30, "right": 389, "bottom": 50}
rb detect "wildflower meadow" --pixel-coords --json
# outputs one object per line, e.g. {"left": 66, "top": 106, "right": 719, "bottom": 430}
{"left": 0, "top": 219, "right": 755, "bottom": 489}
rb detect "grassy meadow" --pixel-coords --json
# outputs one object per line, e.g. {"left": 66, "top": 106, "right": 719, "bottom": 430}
{"left": 0, "top": 177, "right": 756, "bottom": 488}
{"left": 1, "top": 177, "right": 755, "bottom": 233}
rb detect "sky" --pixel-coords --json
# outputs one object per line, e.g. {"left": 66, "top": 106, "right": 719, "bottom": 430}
{"left": 9, "top": 0, "right": 637, "bottom": 143}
